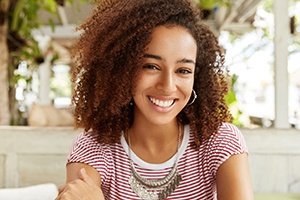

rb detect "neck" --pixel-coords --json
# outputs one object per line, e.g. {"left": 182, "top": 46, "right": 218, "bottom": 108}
{"left": 130, "top": 119, "right": 178, "bottom": 145}
{"left": 127, "top": 120, "right": 181, "bottom": 164}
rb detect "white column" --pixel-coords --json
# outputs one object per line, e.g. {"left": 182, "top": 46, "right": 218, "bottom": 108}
{"left": 38, "top": 53, "right": 52, "bottom": 105}
{"left": 274, "top": 0, "right": 290, "bottom": 128}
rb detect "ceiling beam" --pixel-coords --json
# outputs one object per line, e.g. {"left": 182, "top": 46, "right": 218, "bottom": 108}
{"left": 236, "top": 0, "right": 262, "bottom": 23}
{"left": 217, "top": 0, "right": 245, "bottom": 31}
{"left": 57, "top": 6, "right": 69, "bottom": 26}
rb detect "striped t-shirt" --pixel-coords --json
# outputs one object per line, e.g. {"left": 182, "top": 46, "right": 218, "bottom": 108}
{"left": 67, "top": 123, "right": 248, "bottom": 199}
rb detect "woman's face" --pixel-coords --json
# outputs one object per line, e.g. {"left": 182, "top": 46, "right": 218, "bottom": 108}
{"left": 133, "top": 25, "right": 197, "bottom": 126}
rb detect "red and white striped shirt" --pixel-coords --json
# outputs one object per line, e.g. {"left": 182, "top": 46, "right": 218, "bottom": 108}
{"left": 67, "top": 123, "right": 248, "bottom": 199}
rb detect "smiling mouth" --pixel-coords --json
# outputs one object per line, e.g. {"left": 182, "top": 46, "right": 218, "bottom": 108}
{"left": 148, "top": 97, "right": 176, "bottom": 108}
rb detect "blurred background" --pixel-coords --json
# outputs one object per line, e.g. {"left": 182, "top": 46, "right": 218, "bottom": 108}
{"left": 0, "top": 0, "right": 299, "bottom": 199}
{"left": 0, "top": 0, "right": 299, "bottom": 129}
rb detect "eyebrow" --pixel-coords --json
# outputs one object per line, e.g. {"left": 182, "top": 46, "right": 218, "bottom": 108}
{"left": 144, "top": 54, "right": 163, "bottom": 60}
{"left": 144, "top": 53, "right": 195, "bottom": 64}
{"left": 177, "top": 58, "right": 195, "bottom": 64}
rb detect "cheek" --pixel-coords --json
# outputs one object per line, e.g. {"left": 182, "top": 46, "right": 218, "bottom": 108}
{"left": 182, "top": 79, "right": 194, "bottom": 97}
{"left": 181, "top": 77, "right": 194, "bottom": 89}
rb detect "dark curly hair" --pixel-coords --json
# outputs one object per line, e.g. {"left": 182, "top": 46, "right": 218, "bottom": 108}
{"left": 71, "top": 0, "right": 232, "bottom": 147}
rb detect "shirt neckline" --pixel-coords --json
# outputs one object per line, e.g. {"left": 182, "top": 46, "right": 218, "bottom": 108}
{"left": 121, "top": 124, "right": 190, "bottom": 169}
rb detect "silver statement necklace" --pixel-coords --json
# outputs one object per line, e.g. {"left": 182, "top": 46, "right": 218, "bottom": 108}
{"left": 128, "top": 124, "right": 182, "bottom": 200}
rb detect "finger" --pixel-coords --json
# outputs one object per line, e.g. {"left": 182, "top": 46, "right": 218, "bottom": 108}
{"left": 55, "top": 189, "right": 63, "bottom": 200}
{"left": 58, "top": 184, "right": 66, "bottom": 194}
{"left": 78, "top": 168, "right": 94, "bottom": 186}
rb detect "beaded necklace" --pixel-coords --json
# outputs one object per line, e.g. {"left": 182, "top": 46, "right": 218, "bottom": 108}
{"left": 128, "top": 124, "right": 182, "bottom": 200}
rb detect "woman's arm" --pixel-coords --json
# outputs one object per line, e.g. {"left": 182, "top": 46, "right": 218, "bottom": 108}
{"left": 56, "top": 163, "right": 104, "bottom": 200}
{"left": 216, "top": 153, "right": 254, "bottom": 200}
{"left": 65, "top": 162, "right": 101, "bottom": 184}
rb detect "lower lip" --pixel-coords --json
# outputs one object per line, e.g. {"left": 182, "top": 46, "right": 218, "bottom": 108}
{"left": 148, "top": 98, "right": 175, "bottom": 113}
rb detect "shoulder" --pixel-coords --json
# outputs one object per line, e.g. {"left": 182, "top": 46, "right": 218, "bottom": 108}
{"left": 67, "top": 131, "right": 127, "bottom": 184}
{"left": 201, "top": 123, "right": 248, "bottom": 176}
{"left": 208, "top": 123, "right": 248, "bottom": 153}
{"left": 218, "top": 123, "right": 247, "bottom": 146}
{"left": 72, "top": 131, "right": 101, "bottom": 148}
{"left": 67, "top": 131, "right": 114, "bottom": 166}
{"left": 69, "top": 131, "right": 102, "bottom": 154}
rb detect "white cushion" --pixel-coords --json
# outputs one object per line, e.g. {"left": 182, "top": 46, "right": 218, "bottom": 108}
{"left": 0, "top": 183, "right": 58, "bottom": 200}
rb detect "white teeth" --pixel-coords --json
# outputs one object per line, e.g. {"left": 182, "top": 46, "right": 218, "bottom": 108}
{"left": 149, "top": 97, "right": 174, "bottom": 108}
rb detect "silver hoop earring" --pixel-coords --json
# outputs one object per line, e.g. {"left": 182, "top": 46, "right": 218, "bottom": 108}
{"left": 129, "top": 100, "right": 134, "bottom": 106}
{"left": 187, "top": 89, "right": 197, "bottom": 106}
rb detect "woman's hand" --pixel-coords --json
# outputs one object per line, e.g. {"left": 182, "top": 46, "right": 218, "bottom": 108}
{"left": 56, "top": 168, "right": 105, "bottom": 200}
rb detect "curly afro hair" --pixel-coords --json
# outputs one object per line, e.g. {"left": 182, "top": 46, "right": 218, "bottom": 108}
{"left": 71, "top": 0, "right": 232, "bottom": 147}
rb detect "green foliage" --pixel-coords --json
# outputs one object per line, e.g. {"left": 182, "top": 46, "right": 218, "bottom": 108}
{"left": 225, "top": 74, "right": 243, "bottom": 127}
{"left": 5, "top": 0, "right": 91, "bottom": 125}
{"left": 7, "top": 0, "right": 58, "bottom": 65}
{"left": 9, "top": 0, "right": 56, "bottom": 37}
{"left": 261, "top": 0, "right": 273, "bottom": 13}
{"left": 225, "top": 74, "right": 238, "bottom": 105}
{"left": 197, "top": 0, "right": 230, "bottom": 10}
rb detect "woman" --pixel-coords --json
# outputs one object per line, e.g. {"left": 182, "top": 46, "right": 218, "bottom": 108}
{"left": 56, "top": 0, "right": 254, "bottom": 199}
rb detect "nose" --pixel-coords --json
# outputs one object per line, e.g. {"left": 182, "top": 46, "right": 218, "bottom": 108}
{"left": 156, "top": 70, "right": 177, "bottom": 94}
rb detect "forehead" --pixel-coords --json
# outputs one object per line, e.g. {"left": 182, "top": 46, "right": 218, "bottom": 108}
{"left": 144, "top": 25, "right": 197, "bottom": 60}
{"left": 149, "top": 25, "right": 194, "bottom": 42}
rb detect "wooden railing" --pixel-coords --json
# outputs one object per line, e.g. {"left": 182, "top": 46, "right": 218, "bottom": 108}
{"left": 0, "top": 126, "right": 299, "bottom": 193}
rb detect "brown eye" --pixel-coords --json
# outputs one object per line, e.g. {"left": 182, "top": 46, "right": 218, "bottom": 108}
{"left": 177, "top": 68, "right": 192, "bottom": 74}
{"left": 143, "top": 64, "right": 159, "bottom": 70}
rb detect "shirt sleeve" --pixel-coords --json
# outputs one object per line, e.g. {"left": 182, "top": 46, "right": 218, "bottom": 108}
{"left": 67, "top": 132, "right": 113, "bottom": 184}
{"left": 206, "top": 123, "right": 248, "bottom": 177}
